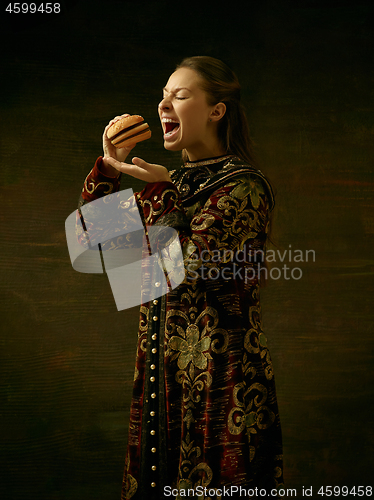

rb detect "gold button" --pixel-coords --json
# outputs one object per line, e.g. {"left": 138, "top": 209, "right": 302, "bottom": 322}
{"left": 150, "top": 364, "right": 156, "bottom": 370}
{"left": 151, "top": 482, "right": 156, "bottom": 487}
{"left": 152, "top": 348, "right": 157, "bottom": 354}
{"left": 151, "top": 393, "right": 156, "bottom": 399}
{"left": 153, "top": 299, "right": 158, "bottom": 305}
{"left": 150, "top": 376, "right": 155, "bottom": 382}
{"left": 150, "top": 411, "right": 156, "bottom": 417}
{"left": 151, "top": 447, "right": 156, "bottom": 453}
{"left": 152, "top": 316, "right": 158, "bottom": 321}
{"left": 152, "top": 334, "right": 157, "bottom": 340}
{"left": 151, "top": 465, "right": 157, "bottom": 471}
{"left": 150, "top": 430, "right": 156, "bottom": 435}
{"left": 155, "top": 282, "right": 160, "bottom": 287}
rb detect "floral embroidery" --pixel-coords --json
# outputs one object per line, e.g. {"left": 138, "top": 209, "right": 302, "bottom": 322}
{"left": 169, "top": 324, "right": 211, "bottom": 370}
{"left": 230, "top": 173, "right": 267, "bottom": 210}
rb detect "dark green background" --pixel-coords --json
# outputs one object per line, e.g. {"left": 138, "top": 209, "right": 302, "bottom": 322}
{"left": 1, "top": 0, "right": 373, "bottom": 498}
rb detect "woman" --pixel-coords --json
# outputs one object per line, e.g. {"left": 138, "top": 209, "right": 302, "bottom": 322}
{"left": 78, "top": 56, "right": 283, "bottom": 499}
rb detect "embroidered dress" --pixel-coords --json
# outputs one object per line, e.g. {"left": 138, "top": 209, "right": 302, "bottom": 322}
{"left": 78, "top": 155, "right": 283, "bottom": 499}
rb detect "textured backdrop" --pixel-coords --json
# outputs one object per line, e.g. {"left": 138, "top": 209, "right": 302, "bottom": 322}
{"left": 1, "top": 0, "right": 373, "bottom": 498}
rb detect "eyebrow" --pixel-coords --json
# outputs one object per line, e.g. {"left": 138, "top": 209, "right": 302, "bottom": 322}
{"left": 163, "top": 87, "right": 191, "bottom": 93}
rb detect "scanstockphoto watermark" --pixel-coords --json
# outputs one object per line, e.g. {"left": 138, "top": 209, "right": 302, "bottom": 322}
{"left": 186, "top": 245, "right": 316, "bottom": 282}
{"left": 163, "top": 485, "right": 297, "bottom": 497}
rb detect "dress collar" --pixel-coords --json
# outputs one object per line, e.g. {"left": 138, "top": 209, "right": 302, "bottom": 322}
{"left": 183, "top": 154, "right": 235, "bottom": 168}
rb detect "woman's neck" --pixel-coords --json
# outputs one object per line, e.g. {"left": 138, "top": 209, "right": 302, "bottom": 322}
{"left": 185, "top": 144, "right": 226, "bottom": 162}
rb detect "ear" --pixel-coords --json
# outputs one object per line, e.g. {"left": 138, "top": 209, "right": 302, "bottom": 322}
{"left": 210, "top": 102, "right": 226, "bottom": 122}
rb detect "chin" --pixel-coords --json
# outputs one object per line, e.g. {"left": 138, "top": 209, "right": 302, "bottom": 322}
{"left": 163, "top": 141, "right": 183, "bottom": 152}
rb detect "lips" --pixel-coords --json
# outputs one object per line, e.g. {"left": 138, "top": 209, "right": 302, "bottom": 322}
{"left": 162, "top": 117, "right": 180, "bottom": 140}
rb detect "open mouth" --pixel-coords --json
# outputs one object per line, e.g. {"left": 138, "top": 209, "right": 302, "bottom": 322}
{"left": 163, "top": 119, "right": 180, "bottom": 139}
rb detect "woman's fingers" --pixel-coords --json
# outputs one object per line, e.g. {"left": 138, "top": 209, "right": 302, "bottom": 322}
{"left": 104, "top": 157, "right": 171, "bottom": 183}
{"left": 131, "top": 157, "right": 152, "bottom": 171}
{"left": 131, "top": 157, "right": 171, "bottom": 182}
{"left": 103, "top": 157, "right": 151, "bottom": 181}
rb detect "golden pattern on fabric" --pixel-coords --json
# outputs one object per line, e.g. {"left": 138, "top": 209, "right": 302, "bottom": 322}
{"left": 164, "top": 289, "right": 231, "bottom": 493}
{"left": 228, "top": 383, "right": 246, "bottom": 435}
{"left": 228, "top": 379, "right": 276, "bottom": 459}
{"left": 217, "top": 194, "right": 259, "bottom": 245}
{"left": 190, "top": 213, "right": 216, "bottom": 232}
{"left": 123, "top": 452, "right": 138, "bottom": 499}
{"left": 140, "top": 188, "right": 182, "bottom": 224}
{"left": 170, "top": 323, "right": 212, "bottom": 370}
{"left": 229, "top": 173, "right": 267, "bottom": 210}
{"left": 226, "top": 293, "right": 277, "bottom": 465}
{"left": 139, "top": 306, "right": 149, "bottom": 353}
{"left": 177, "top": 433, "right": 214, "bottom": 495}
{"left": 73, "top": 154, "right": 284, "bottom": 497}
{"left": 169, "top": 308, "right": 215, "bottom": 411}
{"left": 83, "top": 171, "right": 115, "bottom": 195}
{"left": 166, "top": 304, "right": 228, "bottom": 372}
{"left": 175, "top": 367, "right": 212, "bottom": 410}
{"left": 139, "top": 306, "right": 149, "bottom": 333}
{"left": 183, "top": 155, "right": 234, "bottom": 168}
{"left": 243, "top": 305, "right": 274, "bottom": 380}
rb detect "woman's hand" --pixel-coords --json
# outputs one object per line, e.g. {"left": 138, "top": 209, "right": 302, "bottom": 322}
{"left": 103, "top": 156, "right": 172, "bottom": 183}
{"left": 102, "top": 114, "right": 136, "bottom": 177}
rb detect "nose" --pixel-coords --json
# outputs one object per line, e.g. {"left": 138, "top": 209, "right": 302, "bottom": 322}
{"left": 158, "top": 96, "right": 171, "bottom": 111}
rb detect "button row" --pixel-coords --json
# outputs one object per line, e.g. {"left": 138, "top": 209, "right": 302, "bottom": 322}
{"left": 149, "top": 293, "right": 159, "bottom": 492}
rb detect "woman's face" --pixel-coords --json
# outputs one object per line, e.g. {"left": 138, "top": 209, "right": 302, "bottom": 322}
{"left": 158, "top": 67, "right": 223, "bottom": 161}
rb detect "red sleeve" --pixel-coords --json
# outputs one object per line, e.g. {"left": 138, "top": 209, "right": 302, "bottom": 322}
{"left": 80, "top": 156, "right": 122, "bottom": 203}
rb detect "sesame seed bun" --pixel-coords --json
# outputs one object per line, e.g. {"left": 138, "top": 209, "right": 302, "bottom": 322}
{"left": 107, "top": 115, "right": 151, "bottom": 148}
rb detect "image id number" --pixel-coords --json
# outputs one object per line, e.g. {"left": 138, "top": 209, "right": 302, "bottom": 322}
{"left": 317, "top": 485, "right": 373, "bottom": 496}
{"left": 5, "top": 3, "right": 61, "bottom": 13}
